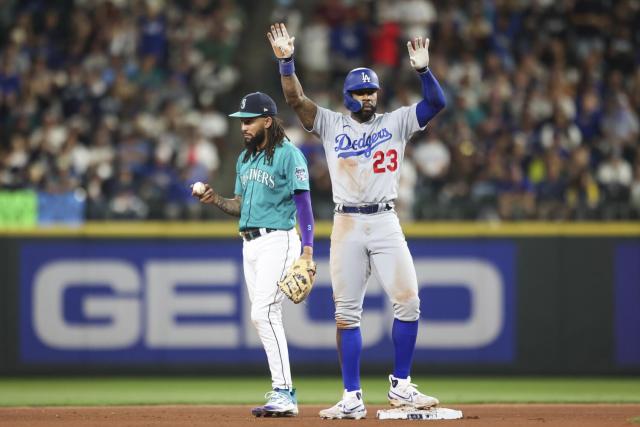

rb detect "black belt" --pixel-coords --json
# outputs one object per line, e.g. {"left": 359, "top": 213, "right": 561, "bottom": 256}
{"left": 335, "top": 203, "right": 393, "bottom": 214}
{"left": 239, "top": 227, "right": 277, "bottom": 241}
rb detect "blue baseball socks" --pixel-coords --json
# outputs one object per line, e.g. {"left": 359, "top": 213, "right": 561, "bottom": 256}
{"left": 392, "top": 318, "right": 418, "bottom": 379}
{"left": 338, "top": 327, "right": 362, "bottom": 391}
{"left": 338, "top": 319, "right": 417, "bottom": 390}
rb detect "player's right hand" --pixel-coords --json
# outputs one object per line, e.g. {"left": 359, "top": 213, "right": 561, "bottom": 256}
{"left": 198, "top": 184, "right": 216, "bottom": 204}
{"left": 267, "top": 22, "right": 295, "bottom": 59}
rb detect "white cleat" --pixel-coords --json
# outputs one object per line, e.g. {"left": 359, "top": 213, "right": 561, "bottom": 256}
{"left": 319, "top": 389, "right": 367, "bottom": 419}
{"left": 387, "top": 375, "right": 439, "bottom": 409}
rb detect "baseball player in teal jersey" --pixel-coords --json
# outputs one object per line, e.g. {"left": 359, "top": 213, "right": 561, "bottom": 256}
{"left": 194, "top": 92, "right": 316, "bottom": 418}
{"left": 268, "top": 23, "right": 446, "bottom": 419}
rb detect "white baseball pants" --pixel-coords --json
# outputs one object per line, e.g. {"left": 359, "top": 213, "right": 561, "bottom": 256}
{"left": 243, "top": 228, "right": 300, "bottom": 390}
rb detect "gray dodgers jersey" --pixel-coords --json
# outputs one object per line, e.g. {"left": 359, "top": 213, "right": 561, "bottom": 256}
{"left": 312, "top": 104, "right": 425, "bottom": 204}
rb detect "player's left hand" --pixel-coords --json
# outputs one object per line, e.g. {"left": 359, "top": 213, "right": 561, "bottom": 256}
{"left": 300, "top": 246, "right": 315, "bottom": 279}
{"left": 267, "top": 22, "right": 295, "bottom": 59}
{"left": 407, "top": 37, "right": 430, "bottom": 71}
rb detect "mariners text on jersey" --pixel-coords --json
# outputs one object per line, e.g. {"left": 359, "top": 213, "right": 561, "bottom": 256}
{"left": 241, "top": 167, "right": 276, "bottom": 189}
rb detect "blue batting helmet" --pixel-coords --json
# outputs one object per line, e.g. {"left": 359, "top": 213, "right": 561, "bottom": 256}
{"left": 343, "top": 67, "right": 380, "bottom": 113}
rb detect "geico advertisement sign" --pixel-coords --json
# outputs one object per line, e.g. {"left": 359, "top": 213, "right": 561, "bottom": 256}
{"left": 20, "top": 242, "right": 515, "bottom": 363}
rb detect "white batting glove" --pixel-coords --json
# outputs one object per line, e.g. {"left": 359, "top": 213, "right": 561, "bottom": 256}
{"left": 267, "top": 22, "right": 295, "bottom": 59}
{"left": 407, "top": 37, "right": 430, "bottom": 71}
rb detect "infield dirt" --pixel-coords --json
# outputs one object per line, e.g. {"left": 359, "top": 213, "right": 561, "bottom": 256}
{"left": 1, "top": 404, "right": 638, "bottom": 426}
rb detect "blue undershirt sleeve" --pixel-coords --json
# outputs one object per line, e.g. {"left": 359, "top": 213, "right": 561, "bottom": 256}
{"left": 415, "top": 68, "right": 446, "bottom": 128}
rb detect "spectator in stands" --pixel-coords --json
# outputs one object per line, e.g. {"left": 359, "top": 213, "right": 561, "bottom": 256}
{"left": 328, "top": 5, "right": 368, "bottom": 79}
{"left": 412, "top": 131, "right": 450, "bottom": 208}
{"left": 298, "top": 11, "right": 331, "bottom": 89}
{"left": 536, "top": 152, "right": 569, "bottom": 220}
{"left": 597, "top": 149, "right": 633, "bottom": 209}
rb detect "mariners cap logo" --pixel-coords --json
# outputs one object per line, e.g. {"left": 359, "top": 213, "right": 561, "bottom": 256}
{"left": 240, "top": 98, "right": 246, "bottom": 109}
{"left": 361, "top": 72, "right": 371, "bottom": 83}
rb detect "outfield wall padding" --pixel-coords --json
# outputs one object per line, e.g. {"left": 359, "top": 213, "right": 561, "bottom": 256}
{"left": 1, "top": 224, "right": 638, "bottom": 375}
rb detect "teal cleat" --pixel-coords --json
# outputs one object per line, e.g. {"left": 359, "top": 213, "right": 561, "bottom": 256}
{"left": 251, "top": 388, "right": 299, "bottom": 417}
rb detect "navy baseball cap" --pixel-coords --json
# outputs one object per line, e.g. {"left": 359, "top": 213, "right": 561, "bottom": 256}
{"left": 229, "top": 92, "right": 277, "bottom": 118}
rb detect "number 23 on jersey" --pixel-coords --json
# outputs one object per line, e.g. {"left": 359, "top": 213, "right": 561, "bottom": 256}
{"left": 373, "top": 149, "right": 398, "bottom": 174}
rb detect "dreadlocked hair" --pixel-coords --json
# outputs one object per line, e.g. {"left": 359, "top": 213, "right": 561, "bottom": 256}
{"left": 242, "top": 116, "right": 288, "bottom": 165}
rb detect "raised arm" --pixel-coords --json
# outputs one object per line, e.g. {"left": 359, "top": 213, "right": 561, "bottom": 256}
{"left": 281, "top": 68, "right": 317, "bottom": 131}
{"left": 267, "top": 23, "right": 317, "bottom": 131}
{"left": 194, "top": 183, "right": 242, "bottom": 217}
{"left": 407, "top": 37, "right": 446, "bottom": 127}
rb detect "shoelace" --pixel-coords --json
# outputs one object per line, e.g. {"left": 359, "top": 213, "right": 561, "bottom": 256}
{"left": 396, "top": 380, "right": 421, "bottom": 394}
{"left": 338, "top": 394, "right": 363, "bottom": 409}
{"left": 264, "top": 391, "right": 292, "bottom": 405}
{"left": 332, "top": 400, "right": 354, "bottom": 412}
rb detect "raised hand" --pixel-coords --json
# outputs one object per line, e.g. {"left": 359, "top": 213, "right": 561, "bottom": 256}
{"left": 267, "top": 22, "right": 295, "bottom": 59}
{"left": 407, "top": 37, "right": 430, "bottom": 70}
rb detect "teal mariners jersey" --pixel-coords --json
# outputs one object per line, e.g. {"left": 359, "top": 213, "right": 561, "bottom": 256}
{"left": 234, "top": 139, "right": 310, "bottom": 230}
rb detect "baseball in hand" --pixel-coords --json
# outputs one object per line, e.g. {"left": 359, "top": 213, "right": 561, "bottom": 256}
{"left": 192, "top": 181, "right": 206, "bottom": 196}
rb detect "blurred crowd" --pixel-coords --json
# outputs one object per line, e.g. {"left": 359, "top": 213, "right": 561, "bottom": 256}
{"left": 1, "top": 0, "right": 640, "bottom": 221}
{"left": 0, "top": 0, "right": 242, "bottom": 219}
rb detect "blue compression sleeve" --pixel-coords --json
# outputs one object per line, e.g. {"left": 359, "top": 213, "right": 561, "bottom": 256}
{"left": 338, "top": 327, "right": 362, "bottom": 391}
{"left": 392, "top": 318, "right": 418, "bottom": 379}
{"left": 293, "top": 190, "right": 314, "bottom": 248}
{"left": 415, "top": 68, "right": 446, "bottom": 127}
{"left": 279, "top": 57, "right": 295, "bottom": 76}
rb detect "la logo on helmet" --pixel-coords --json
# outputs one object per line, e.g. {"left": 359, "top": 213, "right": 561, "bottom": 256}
{"left": 241, "top": 98, "right": 246, "bottom": 109}
{"left": 361, "top": 72, "right": 371, "bottom": 83}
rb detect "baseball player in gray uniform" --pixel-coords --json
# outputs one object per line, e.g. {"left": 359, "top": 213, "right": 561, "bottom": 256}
{"left": 268, "top": 23, "right": 446, "bottom": 419}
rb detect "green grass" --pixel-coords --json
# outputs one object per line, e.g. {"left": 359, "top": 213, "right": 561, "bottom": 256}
{"left": 0, "top": 377, "right": 638, "bottom": 407}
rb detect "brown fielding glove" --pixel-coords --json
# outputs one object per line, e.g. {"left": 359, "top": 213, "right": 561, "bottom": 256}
{"left": 278, "top": 257, "right": 316, "bottom": 304}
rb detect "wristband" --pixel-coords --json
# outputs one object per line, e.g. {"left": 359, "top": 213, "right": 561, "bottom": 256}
{"left": 279, "top": 57, "right": 295, "bottom": 76}
{"left": 416, "top": 66, "right": 429, "bottom": 74}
